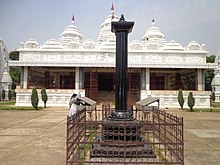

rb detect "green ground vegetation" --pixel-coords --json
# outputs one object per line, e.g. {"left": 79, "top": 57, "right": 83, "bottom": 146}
{"left": 183, "top": 108, "right": 220, "bottom": 112}
{"left": 0, "top": 101, "right": 43, "bottom": 110}
{"left": 181, "top": 100, "right": 220, "bottom": 112}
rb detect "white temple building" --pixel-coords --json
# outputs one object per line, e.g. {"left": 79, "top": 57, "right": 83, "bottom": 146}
{"left": 9, "top": 7, "right": 216, "bottom": 107}
{"left": 211, "top": 51, "right": 220, "bottom": 102}
{"left": 0, "top": 38, "right": 12, "bottom": 100}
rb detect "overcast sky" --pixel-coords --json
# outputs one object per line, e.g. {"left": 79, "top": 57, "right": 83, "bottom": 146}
{"left": 0, "top": 0, "right": 220, "bottom": 54}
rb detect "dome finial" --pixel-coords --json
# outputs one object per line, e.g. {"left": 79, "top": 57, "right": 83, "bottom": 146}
{"left": 152, "top": 17, "right": 155, "bottom": 25}
{"left": 71, "top": 14, "right": 75, "bottom": 24}
{"left": 111, "top": 2, "right": 114, "bottom": 20}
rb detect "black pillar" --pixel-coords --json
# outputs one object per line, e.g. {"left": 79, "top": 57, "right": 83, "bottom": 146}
{"left": 112, "top": 14, "right": 134, "bottom": 112}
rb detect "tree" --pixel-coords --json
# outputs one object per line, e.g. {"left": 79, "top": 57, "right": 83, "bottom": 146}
{"left": 178, "top": 89, "right": 184, "bottom": 109}
{"left": 31, "top": 88, "right": 39, "bottom": 110}
{"left": 210, "top": 92, "right": 215, "bottom": 102}
{"left": 0, "top": 90, "right": 1, "bottom": 101}
{"left": 9, "top": 51, "right": 19, "bottom": 60}
{"left": 41, "top": 88, "right": 48, "bottom": 108}
{"left": 9, "top": 51, "right": 20, "bottom": 90}
{"left": 2, "top": 89, "right": 5, "bottom": 101}
{"left": 187, "top": 92, "right": 195, "bottom": 112}
{"left": 205, "top": 55, "right": 215, "bottom": 91}
{"left": 8, "top": 89, "right": 12, "bottom": 101}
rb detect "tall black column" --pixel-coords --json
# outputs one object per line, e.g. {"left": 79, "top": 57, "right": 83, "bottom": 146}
{"left": 112, "top": 14, "right": 134, "bottom": 113}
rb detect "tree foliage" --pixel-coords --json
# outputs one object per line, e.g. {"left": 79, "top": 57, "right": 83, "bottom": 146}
{"left": 187, "top": 92, "right": 195, "bottom": 112}
{"left": 8, "top": 89, "right": 12, "bottom": 101}
{"left": 31, "top": 88, "right": 39, "bottom": 110}
{"left": 9, "top": 51, "right": 19, "bottom": 60}
{"left": 210, "top": 92, "right": 215, "bottom": 101}
{"left": 41, "top": 88, "right": 48, "bottom": 108}
{"left": 2, "top": 89, "right": 5, "bottom": 101}
{"left": 205, "top": 55, "right": 215, "bottom": 91}
{"left": 178, "top": 89, "right": 184, "bottom": 109}
{"left": 9, "top": 51, "right": 20, "bottom": 90}
{"left": 206, "top": 55, "right": 215, "bottom": 63}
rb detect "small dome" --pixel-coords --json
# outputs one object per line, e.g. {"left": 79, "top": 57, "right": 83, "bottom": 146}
{"left": 162, "top": 40, "right": 184, "bottom": 51}
{"left": 42, "top": 39, "right": 63, "bottom": 49}
{"left": 145, "top": 42, "right": 159, "bottom": 50}
{"left": 82, "top": 39, "right": 96, "bottom": 49}
{"left": 1, "top": 70, "right": 12, "bottom": 83}
{"left": 59, "top": 24, "right": 83, "bottom": 46}
{"left": 201, "top": 44, "right": 206, "bottom": 51}
{"left": 187, "top": 40, "right": 201, "bottom": 50}
{"left": 130, "top": 40, "right": 144, "bottom": 50}
{"left": 65, "top": 41, "right": 80, "bottom": 49}
{"left": 211, "top": 74, "right": 220, "bottom": 86}
{"left": 23, "top": 39, "right": 39, "bottom": 49}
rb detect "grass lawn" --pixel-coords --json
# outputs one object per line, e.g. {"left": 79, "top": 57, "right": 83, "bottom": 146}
{"left": 182, "top": 108, "right": 220, "bottom": 112}
{"left": 178, "top": 100, "right": 220, "bottom": 112}
{"left": 0, "top": 101, "right": 43, "bottom": 110}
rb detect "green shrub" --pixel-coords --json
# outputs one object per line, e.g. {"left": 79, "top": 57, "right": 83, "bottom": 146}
{"left": 41, "top": 88, "right": 48, "bottom": 108}
{"left": 31, "top": 88, "right": 39, "bottom": 110}
{"left": 178, "top": 89, "right": 184, "bottom": 109}
{"left": 0, "top": 90, "right": 1, "bottom": 101}
{"left": 2, "top": 89, "right": 5, "bottom": 101}
{"left": 8, "top": 90, "right": 12, "bottom": 101}
{"left": 210, "top": 92, "right": 215, "bottom": 101}
{"left": 187, "top": 92, "right": 195, "bottom": 112}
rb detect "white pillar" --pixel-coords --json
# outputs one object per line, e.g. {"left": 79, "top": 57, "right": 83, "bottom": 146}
{"left": 202, "top": 69, "right": 205, "bottom": 90}
{"left": 146, "top": 68, "right": 150, "bottom": 90}
{"left": 23, "top": 66, "right": 28, "bottom": 89}
{"left": 55, "top": 73, "right": 60, "bottom": 89}
{"left": 140, "top": 68, "right": 146, "bottom": 90}
{"left": 75, "top": 67, "right": 80, "bottom": 90}
{"left": 164, "top": 74, "right": 169, "bottom": 90}
{"left": 197, "top": 69, "right": 203, "bottom": 91}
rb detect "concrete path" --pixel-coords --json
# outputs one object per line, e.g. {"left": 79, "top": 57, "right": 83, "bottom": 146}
{"left": 169, "top": 108, "right": 220, "bottom": 165}
{"left": 0, "top": 107, "right": 68, "bottom": 165}
{"left": 0, "top": 107, "right": 220, "bottom": 165}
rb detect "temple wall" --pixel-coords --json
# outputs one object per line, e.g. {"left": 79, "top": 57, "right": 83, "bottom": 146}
{"left": 141, "top": 90, "right": 211, "bottom": 108}
{"left": 15, "top": 89, "right": 85, "bottom": 107}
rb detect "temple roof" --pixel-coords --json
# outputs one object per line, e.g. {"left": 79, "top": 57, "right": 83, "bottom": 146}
{"left": 142, "top": 19, "right": 166, "bottom": 47}
{"left": 59, "top": 24, "right": 83, "bottom": 46}
{"left": 17, "top": 9, "right": 207, "bottom": 53}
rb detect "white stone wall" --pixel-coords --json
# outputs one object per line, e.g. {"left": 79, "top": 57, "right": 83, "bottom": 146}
{"left": 141, "top": 90, "right": 211, "bottom": 108}
{"left": 15, "top": 89, "right": 85, "bottom": 107}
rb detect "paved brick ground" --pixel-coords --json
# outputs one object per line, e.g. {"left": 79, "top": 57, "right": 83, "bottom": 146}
{"left": 0, "top": 107, "right": 220, "bottom": 165}
{"left": 169, "top": 108, "right": 220, "bottom": 165}
{"left": 0, "top": 107, "right": 67, "bottom": 165}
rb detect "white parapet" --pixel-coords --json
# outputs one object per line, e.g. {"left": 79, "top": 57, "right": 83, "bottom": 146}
{"left": 141, "top": 90, "right": 211, "bottom": 108}
{"left": 15, "top": 89, "right": 85, "bottom": 107}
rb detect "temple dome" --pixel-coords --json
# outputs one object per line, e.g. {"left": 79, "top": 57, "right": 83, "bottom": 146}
{"left": 211, "top": 74, "right": 220, "bottom": 88}
{"left": 83, "top": 39, "right": 96, "bottom": 49}
{"left": 96, "top": 14, "right": 119, "bottom": 50}
{"left": 59, "top": 24, "right": 83, "bottom": 46}
{"left": 42, "top": 39, "right": 63, "bottom": 49}
{"left": 187, "top": 40, "right": 202, "bottom": 51}
{"left": 162, "top": 40, "right": 184, "bottom": 51}
{"left": 130, "top": 40, "right": 144, "bottom": 50}
{"left": 142, "top": 20, "right": 166, "bottom": 47}
{"left": 1, "top": 70, "right": 12, "bottom": 83}
{"left": 22, "top": 39, "right": 39, "bottom": 49}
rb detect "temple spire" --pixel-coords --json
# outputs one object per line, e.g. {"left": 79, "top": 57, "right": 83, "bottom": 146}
{"left": 152, "top": 17, "right": 155, "bottom": 25}
{"left": 71, "top": 14, "right": 75, "bottom": 24}
{"left": 111, "top": 2, "right": 114, "bottom": 20}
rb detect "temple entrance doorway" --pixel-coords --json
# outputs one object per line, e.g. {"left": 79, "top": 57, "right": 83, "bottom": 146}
{"left": 98, "top": 72, "right": 115, "bottom": 104}
{"left": 84, "top": 69, "right": 141, "bottom": 105}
